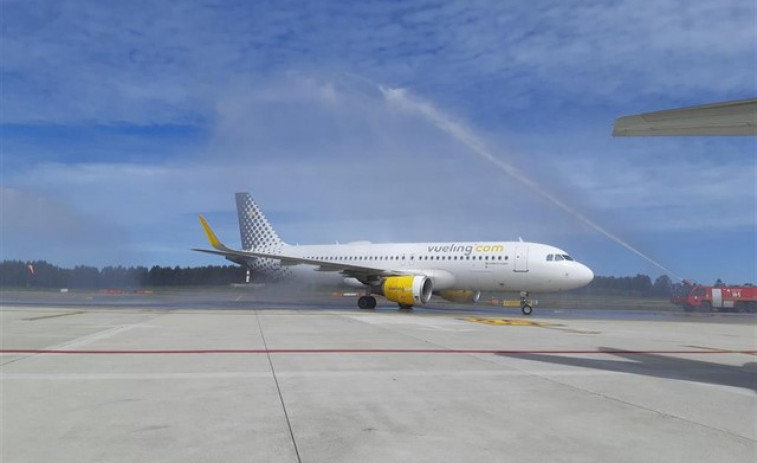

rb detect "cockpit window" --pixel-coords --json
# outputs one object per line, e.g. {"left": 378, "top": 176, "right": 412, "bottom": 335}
{"left": 546, "top": 254, "right": 553, "bottom": 261}
{"left": 562, "top": 254, "right": 574, "bottom": 261}
{"left": 554, "top": 255, "right": 564, "bottom": 261}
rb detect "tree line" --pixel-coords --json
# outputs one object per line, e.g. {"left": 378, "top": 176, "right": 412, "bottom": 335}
{"left": 0, "top": 260, "right": 717, "bottom": 297}
{"left": 576, "top": 274, "right": 676, "bottom": 297}
{"left": 0, "top": 260, "right": 245, "bottom": 289}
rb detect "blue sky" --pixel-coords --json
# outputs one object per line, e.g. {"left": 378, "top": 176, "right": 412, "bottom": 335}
{"left": 1, "top": 0, "right": 755, "bottom": 284}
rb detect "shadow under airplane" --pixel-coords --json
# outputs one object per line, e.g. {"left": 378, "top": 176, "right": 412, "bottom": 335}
{"left": 498, "top": 348, "right": 757, "bottom": 393}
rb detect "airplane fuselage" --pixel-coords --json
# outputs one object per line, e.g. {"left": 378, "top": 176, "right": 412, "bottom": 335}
{"left": 251, "top": 240, "right": 593, "bottom": 293}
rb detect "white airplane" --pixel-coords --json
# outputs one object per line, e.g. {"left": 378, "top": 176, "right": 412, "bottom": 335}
{"left": 194, "top": 193, "right": 594, "bottom": 315}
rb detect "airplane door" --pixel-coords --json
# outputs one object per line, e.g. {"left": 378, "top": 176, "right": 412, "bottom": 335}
{"left": 514, "top": 245, "right": 529, "bottom": 272}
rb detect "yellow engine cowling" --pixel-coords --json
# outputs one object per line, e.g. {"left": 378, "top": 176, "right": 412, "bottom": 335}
{"left": 439, "top": 290, "right": 481, "bottom": 303}
{"left": 382, "top": 276, "right": 433, "bottom": 306}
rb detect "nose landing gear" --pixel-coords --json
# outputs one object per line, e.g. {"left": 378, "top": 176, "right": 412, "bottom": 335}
{"left": 520, "top": 291, "right": 533, "bottom": 316}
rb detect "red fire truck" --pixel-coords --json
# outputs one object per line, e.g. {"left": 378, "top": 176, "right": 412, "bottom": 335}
{"left": 671, "top": 281, "right": 757, "bottom": 313}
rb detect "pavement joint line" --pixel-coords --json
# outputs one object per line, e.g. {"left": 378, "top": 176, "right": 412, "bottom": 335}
{"left": 1, "top": 349, "right": 755, "bottom": 355}
{"left": 255, "top": 310, "right": 302, "bottom": 463}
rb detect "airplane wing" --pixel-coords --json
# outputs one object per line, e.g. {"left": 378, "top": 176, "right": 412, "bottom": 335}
{"left": 612, "top": 98, "right": 757, "bottom": 136}
{"left": 192, "top": 216, "right": 408, "bottom": 280}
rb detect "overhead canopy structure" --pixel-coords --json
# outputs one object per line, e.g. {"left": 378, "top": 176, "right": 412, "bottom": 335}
{"left": 613, "top": 98, "right": 757, "bottom": 136}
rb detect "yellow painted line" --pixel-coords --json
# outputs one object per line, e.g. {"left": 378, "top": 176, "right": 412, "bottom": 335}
{"left": 461, "top": 317, "right": 555, "bottom": 327}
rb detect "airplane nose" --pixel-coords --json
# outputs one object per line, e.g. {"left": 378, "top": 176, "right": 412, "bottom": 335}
{"left": 578, "top": 264, "right": 594, "bottom": 286}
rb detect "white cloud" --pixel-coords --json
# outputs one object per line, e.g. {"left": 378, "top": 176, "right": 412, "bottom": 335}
{"left": 2, "top": 1, "right": 753, "bottom": 125}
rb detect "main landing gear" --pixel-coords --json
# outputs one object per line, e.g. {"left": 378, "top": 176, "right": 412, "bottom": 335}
{"left": 358, "top": 295, "right": 377, "bottom": 309}
{"left": 520, "top": 291, "right": 533, "bottom": 316}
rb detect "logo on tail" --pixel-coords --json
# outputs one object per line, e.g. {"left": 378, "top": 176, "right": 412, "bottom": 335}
{"left": 235, "top": 193, "right": 285, "bottom": 250}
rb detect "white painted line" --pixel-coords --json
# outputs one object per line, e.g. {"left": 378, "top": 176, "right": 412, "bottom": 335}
{"left": 49, "top": 324, "right": 155, "bottom": 350}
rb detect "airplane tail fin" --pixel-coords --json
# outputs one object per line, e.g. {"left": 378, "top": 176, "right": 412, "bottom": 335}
{"left": 235, "top": 193, "right": 285, "bottom": 249}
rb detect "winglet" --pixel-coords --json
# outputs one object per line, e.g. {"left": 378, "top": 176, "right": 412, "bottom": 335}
{"left": 198, "top": 216, "right": 226, "bottom": 250}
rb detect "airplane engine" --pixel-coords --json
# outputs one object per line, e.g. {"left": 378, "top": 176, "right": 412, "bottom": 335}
{"left": 438, "top": 290, "right": 481, "bottom": 303}
{"left": 381, "top": 276, "right": 433, "bottom": 306}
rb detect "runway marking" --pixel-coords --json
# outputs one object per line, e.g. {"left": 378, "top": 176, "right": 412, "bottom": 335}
{"left": 462, "top": 318, "right": 555, "bottom": 326}
{"left": 1, "top": 348, "right": 755, "bottom": 355}
{"left": 49, "top": 324, "right": 155, "bottom": 350}
{"left": 461, "top": 317, "right": 601, "bottom": 334}
{"left": 23, "top": 311, "right": 85, "bottom": 321}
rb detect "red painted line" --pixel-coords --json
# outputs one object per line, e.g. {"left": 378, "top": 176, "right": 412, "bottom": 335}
{"left": 1, "top": 349, "right": 755, "bottom": 355}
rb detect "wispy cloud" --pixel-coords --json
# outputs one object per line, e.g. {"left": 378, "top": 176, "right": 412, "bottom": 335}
{"left": 2, "top": 1, "right": 754, "bottom": 126}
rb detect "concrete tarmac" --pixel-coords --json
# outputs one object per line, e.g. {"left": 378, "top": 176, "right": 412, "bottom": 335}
{"left": 1, "top": 290, "right": 755, "bottom": 463}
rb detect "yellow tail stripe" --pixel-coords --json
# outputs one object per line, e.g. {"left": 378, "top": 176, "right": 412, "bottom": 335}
{"left": 198, "top": 216, "right": 224, "bottom": 249}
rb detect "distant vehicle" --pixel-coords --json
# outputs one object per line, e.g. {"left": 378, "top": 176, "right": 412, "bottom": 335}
{"left": 193, "top": 193, "right": 594, "bottom": 314}
{"left": 671, "top": 281, "right": 757, "bottom": 313}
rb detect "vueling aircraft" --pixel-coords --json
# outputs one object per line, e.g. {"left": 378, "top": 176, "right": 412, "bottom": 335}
{"left": 194, "top": 193, "right": 594, "bottom": 315}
